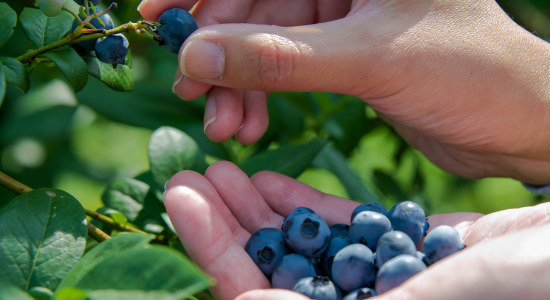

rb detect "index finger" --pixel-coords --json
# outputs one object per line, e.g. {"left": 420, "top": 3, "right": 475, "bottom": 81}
{"left": 138, "top": 0, "right": 197, "bottom": 22}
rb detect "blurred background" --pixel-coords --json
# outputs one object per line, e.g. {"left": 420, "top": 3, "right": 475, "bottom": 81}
{"left": 1, "top": 0, "right": 549, "bottom": 216}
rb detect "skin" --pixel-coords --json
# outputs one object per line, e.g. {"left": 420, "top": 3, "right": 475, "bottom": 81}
{"left": 139, "top": 0, "right": 550, "bottom": 185}
{"left": 139, "top": 0, "right": 550, "bottom": 298}
{"left": 163, "top": 161, "right": 550, "bottom": 300}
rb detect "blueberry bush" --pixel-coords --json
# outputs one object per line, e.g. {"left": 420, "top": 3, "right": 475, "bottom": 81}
{"left": 0, "top": 0, "right": 549, "bottom": 299}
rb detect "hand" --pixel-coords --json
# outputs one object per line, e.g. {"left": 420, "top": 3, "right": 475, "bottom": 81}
{"left": 163, "top": 161, "right": 550, "bottom": 300}
{"left": 138, "top": 0, "right": 550, "bottom": 185}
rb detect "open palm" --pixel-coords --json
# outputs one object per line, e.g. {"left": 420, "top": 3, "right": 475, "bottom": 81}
{"left": 163, "top": 161, "right": 550, "bottom": 300}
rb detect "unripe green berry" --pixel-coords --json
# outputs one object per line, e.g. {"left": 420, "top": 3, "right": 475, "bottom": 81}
{"left": 39, "top": 0, "right": 64, "bottom": 17}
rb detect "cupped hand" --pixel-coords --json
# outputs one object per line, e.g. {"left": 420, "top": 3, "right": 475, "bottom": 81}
{"left": 163, "top": 161, "right": 550, "bottom": 300}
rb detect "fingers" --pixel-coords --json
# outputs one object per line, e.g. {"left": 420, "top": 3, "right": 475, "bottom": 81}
{"left": 163, "top": 171, "right": 270, "bottom": 300}
{"left": 235, "top": 289, "right": 311, "bottom": 300}
{"left": 376, "top": 224, "right": 550, "bottom": 300}
{"left": 460, "top": 202, "right": 550, "bottom": 245}
{"left": 203, "top": 87, "right": 244, "bottom": 142}
{"left": 236, "top": 91, "right": 269, "bottom": 145}
{"left": 250, "top": 171, "right": 360, "bottom": 225}
{"left": 164, "top": 170, "right": 250, "bottom": 247}
{"left": 177, "top": 18, "right": 380, "bottom": 94}
{"left": 204, "top": 161, "right": 284, "bottom": 233}
{"left": 137, "top": 0, "right": 197, "bottom": 21}
{"left": 172, "top": 69, "right": 212, "bottom": 101}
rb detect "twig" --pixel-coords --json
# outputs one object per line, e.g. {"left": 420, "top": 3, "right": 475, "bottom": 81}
{"left": 87, "top": 222, "right": 111, "bottom": 242}
{"left": 0, "top": 171, "right": 113, "bottom": 242}
{"left": 0, "top": 172, "right": 32, "bottom": 195}
{"left": 84, "top": 208, "right": 153, "bottom": 236}
{"left": 62, "top": 6, "right": 81, "bottom": 25}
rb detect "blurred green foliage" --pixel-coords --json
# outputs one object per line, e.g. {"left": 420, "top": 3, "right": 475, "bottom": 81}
{"left": 1, "top": 0, "right": 548, "bottom": 216}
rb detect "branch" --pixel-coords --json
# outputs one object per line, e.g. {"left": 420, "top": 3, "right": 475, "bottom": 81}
{"left": 15, "top": 21, "right": 153, "bottom": 63}
{"left": 84, "top": 208, "right": 153, "bottom": 236}
{"left": 87, "top": 222, "right": 111, "bottom": 242}
{"left": 0, "top": 172, "right": 32, "bottom": 195}
{"left": 0, "top": 171, "right": 112, "bottom": 242}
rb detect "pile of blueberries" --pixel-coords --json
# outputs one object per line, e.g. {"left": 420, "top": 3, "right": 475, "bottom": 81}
{"left": 39, "top": 0, "right": 198, "bottom": 66}
{"left": 245, "top": 201, "right": 465, "bottom": 299}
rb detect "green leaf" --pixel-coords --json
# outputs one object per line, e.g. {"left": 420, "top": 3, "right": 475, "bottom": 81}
{"left": 74, "top": 247, "right": 212, "bottom": 297}
{"left": 0, "top": 3, "right": 17, "bottom": 48}
{"left": 312, "top": 146, "right": 382, "bottom": 204}
{"left": 40, "top": 47, "right": 88, "bottom": 93}
{"left": 0, "top": 280, "right": 34, "bottom": 300}
{"left": 101, "top": 178, "right": 149, "bottom": 222}
{"left": 372, "top": 169, "right": 407, "bottom": 201}
{"left": 239, "top": 141, "right": 330, "bottom": 178}
{"left": 96, "top": 207, "right": 128, "bottom": 226}
{"left": 55, "top": 287, "right": 88, "bottom": 300}
{"left": 87, "top": 289, "right": 201, "bottom": 300}
{"left": 325, "top": 98, "right": 381, "bottom": 155}
{"left": 0, "top": 57, "right": 30, "bottom": 93}
{"left": 20, "top": 8, "right": 73, "bottom": 49}
{"left": 28, "top": 286, "right": 54, "bottom": 300}
{"left": 85, "top": 49, "right": 133, "bottom": 92}
{"left": 148, "top": 126, "right": 208, "bottom": 189}
{"left": 57, "top": 233, "right": 154, "bottom": 291}
{"left": 0, "top": 60, "right": 5, "bottom": 104}
{"left": 0, "top": 188, "right": 87, "bottom": 291}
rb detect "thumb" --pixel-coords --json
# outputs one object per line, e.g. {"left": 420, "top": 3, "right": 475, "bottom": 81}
{"left": 178, "top": 19, "right": 383, "bottom": 94}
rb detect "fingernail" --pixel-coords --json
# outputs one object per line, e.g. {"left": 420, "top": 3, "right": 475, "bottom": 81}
{"left": 164, "top": 180, "right": 170, "bottom": 191}
{"left": 204, "top": 95, "right": 217, "bottom": 132}
{"left": 235, "top": 122, "right": 244, "bottom": 137}
{"left": 136, "top": 0, "right": 148, "bottom": 11}
{"left": 172, "top": 72, "right": 183, "bottom": 94}
{"left": 181, "top": 39, "right": 225, "bottom": 80}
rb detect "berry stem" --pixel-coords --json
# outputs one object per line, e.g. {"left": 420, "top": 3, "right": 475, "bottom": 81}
{"left": 62, "top": 6, "right": 82, "bottom": 25}
{"left": 15, "top": 22, "right": 153, "bottom": 63}
{"left": 84, "top": 0, "right": 90, "bottom": 16}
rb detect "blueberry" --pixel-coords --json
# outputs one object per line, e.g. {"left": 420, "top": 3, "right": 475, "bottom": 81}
{"left": 271, "top": 254, "right": 317, "bottom": 290}
{"left": 245, "top": 228, "right": 290, "bottom": 277}
{"left": 282, "top": 207, "right": 315, "bottom": 231}
{"left": 39, "top": 0, "right": 64, "bottom": 17}
{"left": 331, "top": 244, "right": 376, "bottom": 292}
{"left": 322, "top": 236, "right": 352, "bottom": 278}
{"left": 350, "top": 203, "right": 388, "bottom": 223}
{"left": 309, "top": 256, "right": 327, "bottom": 277}
{"left": 349, "top": 211, "right": 392, "bottom": 252}
{"left": 342, "top": 288, "right": 376, "bottom": 300}
{"left": 73, "top": 0, "right": 102, "bottom": 6}
{"left": 157, "top": 8, "right": 198, "bottom": 54}
{"left": 71, "top": 8, "right": 114, "bottom": 50}
{"left": 284, "top": 213, "right": 331, "bottom": 258}
{"left": 374, "top": 231, "right": 417, "bottom": 269}
{"left": 423, "top": 218, "right": 430, "bottom": 236}
{"left": 375, "top": 254, "right": 426, "bottom": 294}
{"left": 95, "top": 34, "right": 129, "bottom": 68}
{"left": 387, "top": 201, "right": 426, "bottom": 247}
{"left": 423, "top": 225, "right": 465, "bottom": 265}
{"left": 293, "top": 276, "right": 342, "bottom": 300}
{"left": 329, "top": 224, "right": 349, "bottom": 239}
{"left": 415, "top": 250, "right": 431, "bottom": 267}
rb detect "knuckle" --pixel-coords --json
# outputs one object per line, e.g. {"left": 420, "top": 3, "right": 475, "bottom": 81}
{"left": 243, "top": 34, "right": 303, "bottom": 90}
